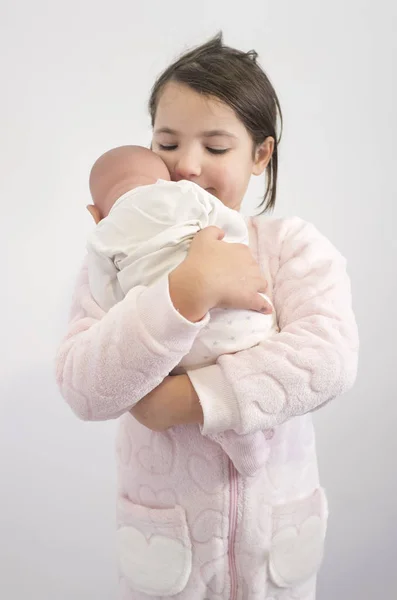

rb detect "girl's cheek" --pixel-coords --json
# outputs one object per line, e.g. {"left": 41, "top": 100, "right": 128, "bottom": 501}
{"left": 218, "top": 166, "right": 236, "bottom": 190}
{"left": 213, "top": 161, "right": 231, "bottom": 180}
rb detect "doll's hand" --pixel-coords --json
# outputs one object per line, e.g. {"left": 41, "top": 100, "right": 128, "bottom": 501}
{"left": 86, "top": 204, "right": 102, "bottom": 224}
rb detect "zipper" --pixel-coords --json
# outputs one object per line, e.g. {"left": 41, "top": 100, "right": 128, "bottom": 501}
{"left": 228, "top": 458, "right": 239, "bottom": 600}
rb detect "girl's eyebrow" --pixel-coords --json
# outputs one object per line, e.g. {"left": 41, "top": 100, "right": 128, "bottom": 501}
{"left": 154, "top": 127, "right": 237, "bottom": 139}
{"left": 154, "top": 127, "right": 178, "bottom": 135}
{"left": 203, "top": 130, "right": 237, "bottom": 139}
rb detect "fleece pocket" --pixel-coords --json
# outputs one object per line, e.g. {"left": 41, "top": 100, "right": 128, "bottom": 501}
{"left": 268, "top": 487, "right": 328, "bottom": 589}
{"left": 116, "top": 496, "right": 192, "bottom": 596}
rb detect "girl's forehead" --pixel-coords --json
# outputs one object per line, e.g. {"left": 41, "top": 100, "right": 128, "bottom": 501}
{"left": 154, "top": 82, "right": 244, "bottom": 135}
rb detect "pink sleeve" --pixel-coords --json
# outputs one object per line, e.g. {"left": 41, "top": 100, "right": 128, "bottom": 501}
{"left": 55, "top": 259, "right": 209, "bottom": 421}
{"left": 188, "top": 218, "right": 359, "bottom": 435}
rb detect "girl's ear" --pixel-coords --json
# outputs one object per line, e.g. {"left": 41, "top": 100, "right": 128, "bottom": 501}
{"left": 86, "top": 204, "right": 102, "bottom": 224}
{"left": 252, "top": 137, "right": 274, "bottom": 176}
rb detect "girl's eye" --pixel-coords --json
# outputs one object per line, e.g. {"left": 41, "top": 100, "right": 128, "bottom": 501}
{"left": 157, "top": 144, "right": 229, "bottom": 155}
{"left": 158, "top": 144, "right": 177, "bottom": 151}
{"left": 207, "top": 148, "right": 229, "bottom": 155}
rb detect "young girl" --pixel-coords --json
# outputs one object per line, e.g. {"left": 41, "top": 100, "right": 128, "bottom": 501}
{"left": 56, "top": 33, "right": 359, "bottom": 600}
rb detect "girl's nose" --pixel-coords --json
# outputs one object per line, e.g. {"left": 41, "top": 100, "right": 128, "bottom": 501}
{"left": 173, "top": 151, "right": 202, "bottom": 181}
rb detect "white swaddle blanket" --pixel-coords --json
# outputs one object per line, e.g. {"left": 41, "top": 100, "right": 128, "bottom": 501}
{"left": 87, "top": 179, "right": 277, "bottom": 372}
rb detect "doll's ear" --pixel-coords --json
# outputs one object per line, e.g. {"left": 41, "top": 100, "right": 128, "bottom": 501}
{"left": 86, "top": 204, "right": 102, "bottom": 224}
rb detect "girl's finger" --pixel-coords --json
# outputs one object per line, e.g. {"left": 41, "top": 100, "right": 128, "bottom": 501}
{"left": 200, "top": 226, "right": 225, "bottom": 241}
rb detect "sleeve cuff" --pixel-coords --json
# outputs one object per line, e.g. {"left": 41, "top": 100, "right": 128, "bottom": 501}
{"left": 187, "top": 364, "right": 240, "bottom": 435}
{"left": 135, "top": 276, "right": 210, "bottom": 353}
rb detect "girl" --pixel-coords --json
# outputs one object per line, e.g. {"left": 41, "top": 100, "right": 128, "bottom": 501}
{"left": 56, "top": 33, "right": 358, "bottom": 600}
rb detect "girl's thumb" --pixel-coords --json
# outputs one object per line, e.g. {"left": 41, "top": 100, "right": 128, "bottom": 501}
{"left": 202, "top": 226, "right": 225, "bottom": 241}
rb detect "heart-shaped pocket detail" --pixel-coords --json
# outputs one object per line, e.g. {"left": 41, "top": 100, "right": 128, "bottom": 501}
{"left": 117, "top": 525, "right": 190, "bottom": 595}
{"left": 269, "top": 516, "right": 325, "bottom": 587}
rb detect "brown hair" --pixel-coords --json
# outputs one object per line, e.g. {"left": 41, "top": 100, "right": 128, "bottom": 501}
{"left": 148, "top": 32, "right": 283, "bottom": 213}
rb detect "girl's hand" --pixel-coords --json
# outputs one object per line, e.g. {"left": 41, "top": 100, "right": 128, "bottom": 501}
{"left": 129, "top": 375, "right": 203, "bottom": 431}
{"left": 169, "top": 226, "right": 270, "bottom": 322}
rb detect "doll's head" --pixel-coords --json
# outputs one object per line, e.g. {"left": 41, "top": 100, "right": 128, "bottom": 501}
{"left": 89, "top": 145, "right": 170, "bottom": 219}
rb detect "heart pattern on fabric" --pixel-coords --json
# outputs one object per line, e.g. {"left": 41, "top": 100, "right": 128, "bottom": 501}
{"left": 138, "top": 485, "right": 178, "bottom": 508}
{"left": 187, "top": 454, "right": 225, "bottom": 495}
{"left": 191, "top": 509, "right": 226, "bottom": 543}
{"left": 137, "top": 431, "right": 175, "bottom": 475}
{"left": 201, "top": 553, "right": 227, "bottom": 594}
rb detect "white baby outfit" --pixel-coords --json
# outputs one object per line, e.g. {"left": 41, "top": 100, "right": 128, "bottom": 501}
{"left": 87, "top": 179, "right": 277, "bottom": 373}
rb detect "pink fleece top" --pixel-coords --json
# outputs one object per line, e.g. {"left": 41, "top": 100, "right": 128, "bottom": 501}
{"left": 55, "top": 216, "right": 358, "bottom": 600}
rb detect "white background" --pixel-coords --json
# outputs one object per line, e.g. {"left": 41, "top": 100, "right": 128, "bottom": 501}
{"left": 1, "top": 1, "right": 396, "bottom": 598}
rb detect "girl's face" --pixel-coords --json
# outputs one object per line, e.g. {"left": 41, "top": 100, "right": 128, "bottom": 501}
{"left": 152, "top": 82, "right": 273, "bottom": 211}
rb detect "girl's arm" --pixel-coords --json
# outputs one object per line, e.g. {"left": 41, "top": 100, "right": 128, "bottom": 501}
{"left": 55, "top": 260, "right": 209, "bottom": 421}
{"left": 56, "top": 226, "right": 269, "bottom": 423}
{"left": 186, "top": 217, "right": 359, "bottom": 436}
